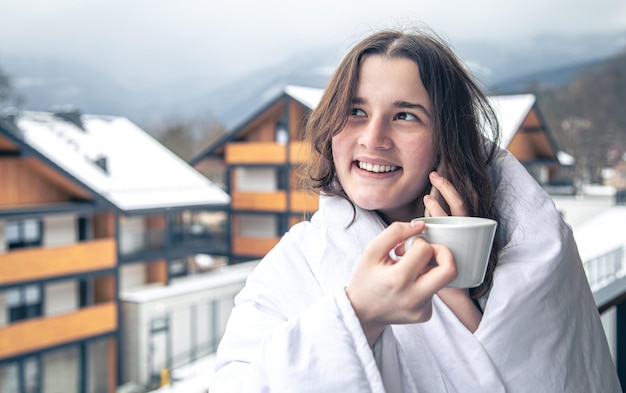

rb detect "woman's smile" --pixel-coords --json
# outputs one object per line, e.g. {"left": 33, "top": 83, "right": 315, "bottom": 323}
{"left": 355, "top": 160, "right": 399, "bottom": 174}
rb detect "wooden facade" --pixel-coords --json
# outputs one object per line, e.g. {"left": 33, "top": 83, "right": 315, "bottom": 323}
{"left": 0, "top": 136, "right": 120, "bottom": 392}
{"left": 0, "top": 111, "right": 229, "bottom": 392}
{"left": 192, "top": 93, "right": 319, "bottom": 262}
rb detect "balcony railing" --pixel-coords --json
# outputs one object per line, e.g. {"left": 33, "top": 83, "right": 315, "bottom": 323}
{"left": 226, "top": 142, "right": 286, "bottom": 164}
{"left": 289, "top": 190, "right": 319, "bottom": 213}
{"left": 231, "top": 191, "right": 287, "bottom": 211}
{"left": 584, "top": 247, "right": 625, "bottom": 292}
{"left": 231, "top": 236, "right": 280, "bottom": 257}
{"left": 119, "top": 227, "right": 229, "bottom": 261}
{"left": 0, "top": 238, "right": 116, "bottom": 286}
{"left": 225, "top": 142, "right": 311, "bottom": 165}
{"left": 0, "top": 302, "right": 117, "bottom": 359}
{"left": 586, "top": 247, "right": 626, "bottom": 387}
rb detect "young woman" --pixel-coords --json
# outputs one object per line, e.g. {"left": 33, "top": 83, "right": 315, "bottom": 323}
{"left": 212, "top": 29, "right": 620, "bottom": 392}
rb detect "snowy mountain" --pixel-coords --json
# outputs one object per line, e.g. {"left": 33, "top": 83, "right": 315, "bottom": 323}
{"left": 2, "top": 30, "right": 625, "bottom": 131}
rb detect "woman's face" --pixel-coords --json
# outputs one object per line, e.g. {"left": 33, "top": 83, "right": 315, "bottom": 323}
{"left": 332, "top": 55, "right": 435, "bottom": 222}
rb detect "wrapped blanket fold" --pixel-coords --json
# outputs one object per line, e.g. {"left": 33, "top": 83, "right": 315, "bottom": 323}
{"left": 213, "top": 149, "right": 621, "bottom": 393}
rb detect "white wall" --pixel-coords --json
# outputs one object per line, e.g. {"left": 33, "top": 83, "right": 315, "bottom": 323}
{"left": 44, "top": 280, "right": 78, "bottom": 316}
{"left": 43, "top": 214, "right": 76, "bottom": 247}
{"left": 238, "top": 215, "right": 277, "bottom": 238}
{"left": 235, "top": 167, "right": 277, "bottom": 192}
{"left": 171, "top": 307, "right": 192, "bottom": 368}
{"left": 0, "top": 363, "right": 18, "bottom": 392}
{"left": 87, "top": 337, "right": 110, "bottom": 393}
{"left": 0, "top": 220, "right": 6, "bottom": 253}
{"left": 120, "top": 263, "right": 147, "bottom": 292}
{"left": 120, "top": 301, "right": 142, "bottom": 384}
{"left": 119, "top": 216, "right": 146, "bottom": 254}
{"left": 119, "top": 262, "right": 256, "bottom": 386}
{"left": 43, "top": 346, "right": 79, "bottom": 393}
{"left": 0, "top": 292, "right": 7, "bottom": 327}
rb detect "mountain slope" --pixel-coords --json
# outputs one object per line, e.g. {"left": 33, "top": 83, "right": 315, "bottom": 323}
{"left": 1, "top": 31, "right": 624, "bottom": 130}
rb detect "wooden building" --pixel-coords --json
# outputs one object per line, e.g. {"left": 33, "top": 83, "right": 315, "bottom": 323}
{"left": 0, "top": 108, "right": 230, "bottom": 392}
{"left": 190, "top": 85, "right": 569, "bottom": 263}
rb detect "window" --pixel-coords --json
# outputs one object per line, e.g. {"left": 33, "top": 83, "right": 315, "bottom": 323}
{"left": 275, "top": 118, "right": 288, "bottom": 145}
{"left": 23, "top": 357, "right": 40, "bottom": 393}
{"left": 6, "top": 219, "right": 42, "bottom": 250}
{"left": 79, "top": 278, "right": 92, "bottom": 307}
{"left": 0, "top": 362, "right": 18, "bottom": 393}
{"left": 0, "top": 357, "right": 41, "bottom": 393}
{"left": 169, "top": 258, "right": 188, "bottom": 278}
{"left": 6, "top": 285, "right": 42, "bottom": 322}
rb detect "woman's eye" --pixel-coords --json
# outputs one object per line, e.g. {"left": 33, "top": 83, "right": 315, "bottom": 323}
{"left": 396, "top": 112, "right": 418, "bottom": 121}
{"left": 350, "top": 108, "right": 366, "bottom": 117}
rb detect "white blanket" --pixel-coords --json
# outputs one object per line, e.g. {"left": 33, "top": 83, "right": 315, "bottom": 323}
{"left": 212, "top": 149, "right": 621, "bottom": 392}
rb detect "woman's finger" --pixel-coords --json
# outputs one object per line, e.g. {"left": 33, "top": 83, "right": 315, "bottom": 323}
{"left": 412, "top": 243, "right": 458, "bottom": 299}
{"left": 367, "top": 221, "right": 425, "bottom": 261}
{"left": 428, "top": 171, "right": 468, "bottom": 216}
{"left": 393, "top": 236, "right": 435, "bottom": 279}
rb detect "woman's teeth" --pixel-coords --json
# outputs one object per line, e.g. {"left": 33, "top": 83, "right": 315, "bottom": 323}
{"left": 358, "top": 161, "right": 398, "bottom": 173}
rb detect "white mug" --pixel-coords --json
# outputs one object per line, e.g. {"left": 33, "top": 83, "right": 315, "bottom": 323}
{"left": 405, "top": 216, "right": 497, "bottom": 288}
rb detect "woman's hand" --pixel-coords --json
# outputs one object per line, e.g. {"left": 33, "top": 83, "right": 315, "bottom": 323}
{"left": 423, "top": 170, "right": 483, "bottom": 333}
{"left": 424, "top": 171, "right": 468, "bottom": 217}
{"left": 345, "top": 220, "right": 458, "bottom": 346}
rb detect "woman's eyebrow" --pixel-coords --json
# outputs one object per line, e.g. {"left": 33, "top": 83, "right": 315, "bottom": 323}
{"left": 394, "top": 100, "right": 432, "bottom": 119}
{"left": 351, "top": 97, "right": 366, "bottom": 105}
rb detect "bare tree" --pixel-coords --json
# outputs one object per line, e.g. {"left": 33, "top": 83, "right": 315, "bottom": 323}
{"left": 538, "top": 51, "right": 626, "bottom": 184}
{"left": 0, "top": 64, "right": 24, "bottom": 108}
{"left": 152, "top": 113, "right": 227, "bottom": 162}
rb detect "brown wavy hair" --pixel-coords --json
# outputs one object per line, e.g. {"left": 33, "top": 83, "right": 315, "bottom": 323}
{"left": 302, "top": 28, "right": 501, "bottom": 300}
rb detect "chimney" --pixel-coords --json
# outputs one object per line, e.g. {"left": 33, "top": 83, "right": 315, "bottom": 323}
{"left": 52, "top": 105, "right": 85, "bottom": 131}
{"left": 93, "top": 154, "right": 108, "bottom": 174}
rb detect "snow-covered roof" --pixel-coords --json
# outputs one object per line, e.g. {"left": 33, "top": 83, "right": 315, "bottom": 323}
{"left": 486, "top": 94, "right": 536, "bottom": 148}
{"left": 119, "top": 260, "right": 257, "bottom": 303}
{"left": 557, "top": 150, "right": 576, "bottom": 166}
{"left": 285, "top": 85, "right": 324, "bottom": 110}
{"left": 6, "top": 110, "right": 230, "bottom": 212}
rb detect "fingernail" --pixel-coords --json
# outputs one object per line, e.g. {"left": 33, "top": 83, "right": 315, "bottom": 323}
{"left": 410, "top": 219, "right": 423, "bottom": 227}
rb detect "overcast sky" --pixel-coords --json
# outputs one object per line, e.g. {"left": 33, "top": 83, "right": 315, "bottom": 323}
{"left": 1, "top": 0, "right": 625, "bottom": 90}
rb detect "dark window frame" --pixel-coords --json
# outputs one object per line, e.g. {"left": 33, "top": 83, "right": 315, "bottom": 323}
{"left": 7, "top": 284, "right": 43, "bottom": 323}
{"left": 6, "top": 218, "right": 43, "bottom": 250}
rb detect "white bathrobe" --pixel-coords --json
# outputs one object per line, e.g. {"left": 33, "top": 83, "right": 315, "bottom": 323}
{"left": 212, "top": 149, "right": 621, "bottom": 392}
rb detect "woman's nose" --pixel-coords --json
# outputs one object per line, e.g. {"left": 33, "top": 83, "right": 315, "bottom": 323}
{"left": 358, "top": 118, "right": 391, "bottom": 150}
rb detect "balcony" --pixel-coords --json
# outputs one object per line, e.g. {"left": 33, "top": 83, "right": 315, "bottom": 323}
{"left": 289, "top": 142, "right": 311, "bottom": 164}
{"left": 0, "top": 238, "right": 116, "bottom": 286}
{"left": 225, "top": 142, "right": 311, "bottom": 165}
{"left": 289, "top": 190, "right": 319, "bottom": 213}
{"left": 231, "top": 191, "right": 287, "bottom": 211}
{"left": 119, "top": 227, "right": 229, "bottom": 262}
{"left": 232, "top": 236, "right": 280, "bottom": 257}
{"left": 226, "top": 142, "right": 286, "bottom": 164}
{"left": 0, "top": 301, "right": 117, "bottom": 359}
